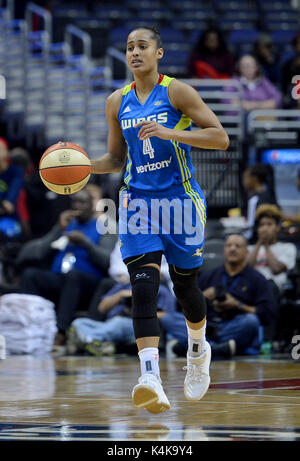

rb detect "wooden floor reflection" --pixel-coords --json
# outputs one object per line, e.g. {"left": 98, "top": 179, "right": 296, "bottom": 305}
{"left": 0, "top": 354, "right": 300, "bottom": 441}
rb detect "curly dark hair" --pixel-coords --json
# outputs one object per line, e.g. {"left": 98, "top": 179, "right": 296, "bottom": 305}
{"left": 193, "top": 27, "right": 229, "bottom": 56}
{"left": 255, "top": 204, "right": 282, "bottom": 225}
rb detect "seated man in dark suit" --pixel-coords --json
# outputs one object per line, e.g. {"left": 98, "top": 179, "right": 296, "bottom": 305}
{"left": 161, "top": 234, "right": 277, "bottom": 358}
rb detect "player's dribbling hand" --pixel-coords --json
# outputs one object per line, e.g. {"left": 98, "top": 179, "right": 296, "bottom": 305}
{"left": 134, "top": 120, "right": 174, "bottom": 141}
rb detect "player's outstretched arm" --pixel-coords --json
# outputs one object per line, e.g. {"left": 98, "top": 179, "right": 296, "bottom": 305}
{"left": 135, "top": 80, "right": 229, "bottom": 151}
{"left": 91, "top": 89, "right": 127, "bottom": 174}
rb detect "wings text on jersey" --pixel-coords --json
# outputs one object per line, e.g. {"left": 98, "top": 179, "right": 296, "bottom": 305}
{"left": 121, "top": 112, "right": 168, "bottom": 130}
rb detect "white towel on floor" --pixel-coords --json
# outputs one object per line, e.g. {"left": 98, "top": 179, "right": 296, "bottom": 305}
{"left": 0, "top": 294, "right": 57, "bottom": 355}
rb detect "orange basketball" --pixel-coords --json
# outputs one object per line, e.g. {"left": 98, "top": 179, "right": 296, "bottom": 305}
{"left": 39, "top": 141, "right": 91, "bottom": 195}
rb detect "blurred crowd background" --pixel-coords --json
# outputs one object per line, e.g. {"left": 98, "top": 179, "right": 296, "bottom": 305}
{"left": 0, "top": 0, "right": 299, "bottom": 359}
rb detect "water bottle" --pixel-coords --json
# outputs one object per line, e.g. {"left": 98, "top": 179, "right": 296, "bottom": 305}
{"left": 61, "top": 252, "right": 76, "bottom": 273}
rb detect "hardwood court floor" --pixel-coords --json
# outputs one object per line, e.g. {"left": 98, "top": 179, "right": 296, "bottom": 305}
{"left": 0, "top": 354, "right": 300, "bottom": 441}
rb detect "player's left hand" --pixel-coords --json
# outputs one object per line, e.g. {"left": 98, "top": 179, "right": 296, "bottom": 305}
{"left": 134, "top": 120, "right": 174, "bottom": 141}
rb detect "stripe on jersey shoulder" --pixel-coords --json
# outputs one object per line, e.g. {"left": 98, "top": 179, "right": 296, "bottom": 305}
{"left": 122, "top": 83, "right": 133, "bottom": 96}
{"left": 159, "top": 75, "right": 174, "bottom": 87}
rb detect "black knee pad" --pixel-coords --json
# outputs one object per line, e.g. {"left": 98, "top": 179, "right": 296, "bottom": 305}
{"left": 169, "top": 265, "right": 199, "bottom": 295}
{"left": 124, "top": 250, "right": 163, "bottom": 274}
{"left": 124, "top": 252, "right": 163, "bottom": 338}
{"left": 169, "top": 265, "right": 206, "bottom": 323}
{"left": 130, "top": 265, "right": 161, "bottom": 338}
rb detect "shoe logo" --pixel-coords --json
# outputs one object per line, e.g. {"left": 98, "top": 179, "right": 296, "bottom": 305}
{"left": 119, "top": 239, "right": 123, "bottom": 248}
{"left": 193, "top": 248, "right": 203, "bottom": 257}
{"left": 123, "top": 105, "right": 131, "bottom": 113}
{"left": 135, "top": 273, "right": 150, "bottom": 280}
{"left": 145, "top": 360, "right": 152, "bottom": 371}
{"left": 154, "top": 100, "right": 162, "bottom": 106}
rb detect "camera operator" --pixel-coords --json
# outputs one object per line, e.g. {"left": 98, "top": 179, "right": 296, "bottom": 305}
{"left": 198, "top": 234, "right": 277, "bottom": 357}
{"left": 157, "top": 234, "right": 277, "bottom": 359}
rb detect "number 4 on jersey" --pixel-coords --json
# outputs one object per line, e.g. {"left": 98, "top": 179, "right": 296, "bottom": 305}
{"left": 143, "top": 138, "right": 155, "bottom": 159}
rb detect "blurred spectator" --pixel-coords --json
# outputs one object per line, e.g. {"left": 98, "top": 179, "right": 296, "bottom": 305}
{"left": 188, "top": 27, "right": 235, "bottom": 79}
{"left": 282, "top": 169, "right": 300, "bottom": 224}
{"left": 248, "top": 204, "right": 297, "bottom": 293}
{"left": 18, "top": 188, "right": 117, "bottom": 346}
{"left": 86, "top": 239, "right": 173, "bottom": 321}
{"left": 163, "top": 234, "right": 276, "bottom": 359}
{"left": 85, "top": 183, "right": 103, "bottom": 219}
{"left": 281, "top": 32, "right": 300, "bottom": 97}
{"left": 0, "top": 138, "right": 24, "bottom": 241}
{"left": 108, "top": 239, "right": 172, "bottom": 288}
{"left": 242, "top": 163, "right": 277, "bottom": 241}
{"left": 236, "top": 55, "right": 282, "bottom": 112}
{"left": 9, "top": 147, "right": 34, "bottom": 239}
{"left": 66, "top": 279, "right": 177, "bottom": 356}
{"left": 25, "top": 167, "right": 71, "bottom": 238}
{"left": 253, "top": 33, "right": 281, "bottom": 86}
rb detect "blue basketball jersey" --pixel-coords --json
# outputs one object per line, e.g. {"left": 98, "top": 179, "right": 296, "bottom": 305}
{"left": 118, "top": 74, "right": 195, "bottom": 192}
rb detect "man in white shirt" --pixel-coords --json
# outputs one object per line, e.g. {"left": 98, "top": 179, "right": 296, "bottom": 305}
{"left": 247, "top": 204, "right": 297, "bottom": 292}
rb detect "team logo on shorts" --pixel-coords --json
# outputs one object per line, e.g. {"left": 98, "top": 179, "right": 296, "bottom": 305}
{"left": 193, "top": 248, "right": 203, "bottom": 257}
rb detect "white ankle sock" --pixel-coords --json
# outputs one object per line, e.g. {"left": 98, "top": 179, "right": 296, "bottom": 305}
{"left": 138, "top": 347, "right": 160, "bottom": 379}
{"left": 186, "top": 322, "right": 206, "bottom": 357}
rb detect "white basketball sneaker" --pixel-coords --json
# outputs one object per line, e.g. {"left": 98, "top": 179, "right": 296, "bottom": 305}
{"left": 183, "top": 341, "right": 211, "bottom": 401}
{"left": 132, "top": 373, "right": 171, "bottom": 414}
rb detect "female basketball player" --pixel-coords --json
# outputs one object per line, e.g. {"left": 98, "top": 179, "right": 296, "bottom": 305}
{"left": 91, "top": 27, "right": 229, "bottom": 414}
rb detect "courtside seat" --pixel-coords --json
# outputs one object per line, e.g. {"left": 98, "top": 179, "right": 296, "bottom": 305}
{"left": 53, "top": 4, "right": 89, "bottom": 18}
{"left": 136, "top": 8, "right": 174, "bottom": 23}
{"left": 171, "top": 20, "right": 209, "bottom": 34}
{"left": 264, "top": 20, "right": 299, "bottom": 33}
{"left": 108, "top": 27, "right": 131, "bottom": 51}
{"left": 271, "top": 30, "right": 298, "bottom": 51}
{"left": 126, "top": 0, "right": 164, "bottom": 10}
{"left": 159, "top": 28, "right": 186, "bottom": 44}
{"left": 218, "top": 20, "right": 257, "bottom": 33}
{"left": 228, "top": 29, "right": 260, "bottom": 55}
{"left": 159, "top": 48, "right": 189, "bottom": 77}
{"left": 257, "top": 0, "right": 294, "bottom": 12}
{"left": 94, "top": 5, "right": 131, "bottom": 24}
{"left": 123, "top": 20, "right": 162, "bottom": 31}
{"left": 73, "top": 19, "right": 111, "bottom": 59}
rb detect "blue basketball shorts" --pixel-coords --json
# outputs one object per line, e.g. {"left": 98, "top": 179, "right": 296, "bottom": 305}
{"left": 118, "top": 179, "right": 207, "bottom": 269}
